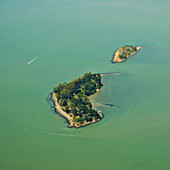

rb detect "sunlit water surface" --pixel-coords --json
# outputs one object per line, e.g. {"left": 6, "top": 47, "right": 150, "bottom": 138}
{"left": 0, "top": 0, "right": 170, "bottom": 169}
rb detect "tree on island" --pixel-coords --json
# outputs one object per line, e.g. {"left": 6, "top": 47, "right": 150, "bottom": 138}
{"left": 53, "top": 72, "right": 103, "bottom": 125}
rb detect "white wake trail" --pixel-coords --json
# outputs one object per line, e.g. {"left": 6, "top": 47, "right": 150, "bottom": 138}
{"left": 27, "top": 56, "right": 39, "bottom": 65}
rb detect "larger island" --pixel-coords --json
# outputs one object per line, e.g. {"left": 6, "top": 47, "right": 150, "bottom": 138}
{"left": 52, "top": 72, "right": 103, "bottom": 128}
{"left": 112, "top": 45, "right": 142, "bottom": 63}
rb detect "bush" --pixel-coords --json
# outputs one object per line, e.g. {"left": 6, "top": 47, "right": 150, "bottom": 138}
{"left": 53, "top": 72, "right": 103, "bottom": 124}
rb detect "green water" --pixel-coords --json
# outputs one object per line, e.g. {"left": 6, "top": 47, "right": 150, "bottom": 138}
{"left": 1, "top": 0, "right": 170, "bottom": 169}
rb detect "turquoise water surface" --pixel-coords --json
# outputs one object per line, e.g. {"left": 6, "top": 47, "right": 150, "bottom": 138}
{"left": 0, "top": 0, "right": 170, "bottom": 169}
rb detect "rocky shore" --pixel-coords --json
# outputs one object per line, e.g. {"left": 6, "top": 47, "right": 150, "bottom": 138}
{"left": 52, "top": 93, "right": 103, "bottom": 128}
{"left": 112, "top": 46, "right": 142, "bottom": 63}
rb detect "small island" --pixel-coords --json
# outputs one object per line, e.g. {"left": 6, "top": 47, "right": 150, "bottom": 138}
{"left": 52, "top": 72, "right": 103, "bottom": 128}
{"left": 112, "top": 45, "right": 142, "bottom": 63}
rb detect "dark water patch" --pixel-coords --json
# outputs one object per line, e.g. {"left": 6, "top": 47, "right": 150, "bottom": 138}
{"left": 103, "top": 103, "right": 123, "bottom": 109}
{"left": 104, "top": 103, "right": 115, "bottom": 107}
{"left": 46, "top": 92, "right": 55, "bottom": 112}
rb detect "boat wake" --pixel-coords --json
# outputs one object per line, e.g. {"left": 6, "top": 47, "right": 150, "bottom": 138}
{"left": 27, "top": 56, "right": 39, "bottom": 65}
{"left": 0, "top": 123, "right": 76, "bottom": 137}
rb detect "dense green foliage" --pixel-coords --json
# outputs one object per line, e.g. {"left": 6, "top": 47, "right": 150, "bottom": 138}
{"left": 53, "top": 73, "right": 103, "bottom": 125}
{"left": 118, "top": 46, "right": 137, "bottom": 59}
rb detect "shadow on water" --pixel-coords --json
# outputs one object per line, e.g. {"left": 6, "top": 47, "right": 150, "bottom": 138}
{"left": 94, "top": 102, "right": 123, "bottom": 109}
{"left": 103, "top": 103, "right": 122, "bottom": 109}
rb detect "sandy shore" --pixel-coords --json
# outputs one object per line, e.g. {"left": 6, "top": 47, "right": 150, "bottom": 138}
{"left": 52, "top": 93, "right": 103, "bottom": 128}
{"left": 136, "top": 46, "right": 142, "bottom": 51}
{"left": 52, "top": 93, "right": 74, "bottom": 126}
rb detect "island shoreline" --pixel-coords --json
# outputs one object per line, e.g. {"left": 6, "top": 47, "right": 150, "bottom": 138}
{"left": 112, "top": 46, "right": 142, "bottom": 63}
{"left": 51, "top": 92, "right": 103, "bottom": 128}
